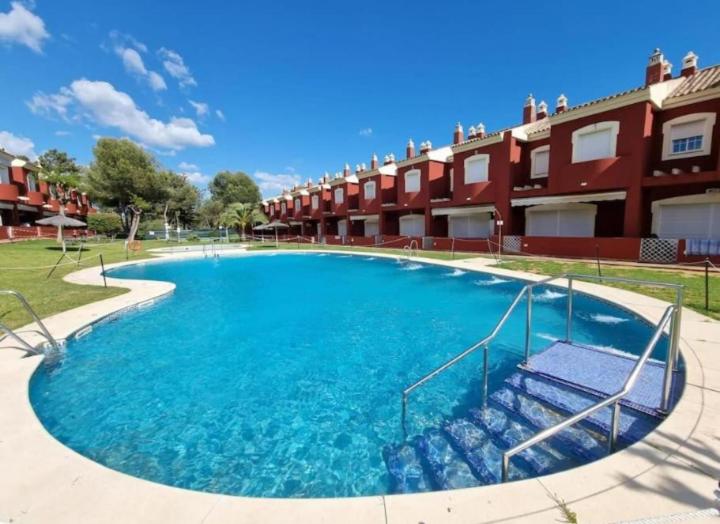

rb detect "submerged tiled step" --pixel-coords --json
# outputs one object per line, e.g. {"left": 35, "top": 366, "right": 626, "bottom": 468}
{"left": 442, "top": 417, "right": 528, "bottom": 483}
{"left": 416, "top": 429, "right": 483, "bottom": 490}
{"left": 491, "top": 387, "right": 608, "bottom": 462}
{"left": 525, "top": 341, "right": 680, "bottom": 417}
{"left": 468, "top": 405, "right": 572, "bottom": 475}
{"left": 506, "top": 372, "right": 656, "bottom": 445}
{"left": 383, "top": 443, "right": 432, "bottom": 493}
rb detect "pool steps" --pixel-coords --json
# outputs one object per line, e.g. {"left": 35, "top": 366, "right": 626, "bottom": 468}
{"left": 384, "top": 342, "right": 669, "bottom": 494}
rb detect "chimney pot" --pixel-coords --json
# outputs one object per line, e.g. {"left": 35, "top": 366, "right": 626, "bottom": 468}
{"left": 406, "top": 139, "right": 415, "bottom": 159}
{"left": 663, "top": 60, "right": 673, "bottom": 80}
{"left": 383, "top": 154, "right": 390, "bottom": 165}
{"left": 371, "top": 153, "right": 378, "bottom": 169}
{"left": 537, "top": 101, "right": 548, "bottom": 119}
{"left": 476, "top": 123, "right": 485, "bottom": 138}
{"left": 681, "top": 51, "right": 698, "bottom": 77}
{"left": 420, "top": 141, "right": 432, "bottom": 154}
{"left": 361, "top": 163, "right": 366, "bottom": 171}
{"left": 453, "top": 122, "right": 464, "bottom": 144}
{"left": 523, "top": 94, "right": 536, "bottom": 124}
{"left": 389, "top": 153, "right": 395, "bottom": 162}
{"left": 556, "top": 94, "right": 568, "bottom": 113}
{"left": 646, "top": 48, "right": 665, "bottom": 86}
{"left": 468, "top": 126, "right": 476, "bottom": 138}
{"left": 343, "top": 163, "right": 350, "bottom": 176}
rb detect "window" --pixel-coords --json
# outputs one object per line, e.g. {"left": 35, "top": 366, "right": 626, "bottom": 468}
{"left": 334, "top": 188, "right": 344, "bottom": 204}
{"left": 448, "top": 213, "right": 492, "bottom": 238}
{"left": 652, "top": 194, "right": 720, "bottom": 239}
{"left": 338, "top": 219, "right": 348, "bottom": 236}
{"left": 525, "top": 204, "right": 597, "bottom": 237}
{"left": 571, "top": 121, "right": 619, "bottom": 163}
{"left": 281, "top": 203, "right": 286, "bottom": 214}
{"left": 404, "top": 169, "right": 421, "bottom": 192}
{"left": 312, "top": 194, "right": 319, "bottom": 209}
{"left": 364, "top": 219, "right": 379, "bottom": 237}
{"left": 530, "top": 146, "right": 550, "bottom": 179}
{"left": 399, "top": 214, "right": 425, "bottom": 236}
{"left": 49, "top": 184, "right": 58, "bottom": 199}
{"left": 464, "top": 154, "right": 489, "bottom": 184}
{"left": 0, "top": 160, "right": 9, "bottom": 185}
{"left": 449, "top": 168, "right": 454, "bottom": 193}
{"left": 26, "top": 173, "right": 38, "bottom": 192}
{"left": 364, "top": 180, "right": 376, "bottom": 200}
{"left": 662, "top": 113, "right": 716, "bottom": 160}
{"left": 294, "top": 198, "right": 301, "bottom": 211}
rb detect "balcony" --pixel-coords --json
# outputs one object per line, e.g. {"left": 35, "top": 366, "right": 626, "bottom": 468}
{"left": 27, "top": 191, "right": 45, "bottom": 206}
{"left": 0, "top": 183, "right": 19, "bottom": 202}
{"left": 65, "top": 202, "right": 79, "bottom": 214}
{"left": 45, "top": 199, "right": 60, "bottom": 213}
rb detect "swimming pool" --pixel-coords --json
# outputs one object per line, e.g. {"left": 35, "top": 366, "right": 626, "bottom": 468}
{"left": 30, "top": 253, "right": 672, "bottom": 498}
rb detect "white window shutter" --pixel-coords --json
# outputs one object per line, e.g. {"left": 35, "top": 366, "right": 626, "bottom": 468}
{"left": 670, "top": 120, "right": 705, "bottom": 141}
{"left": 576, "top": 129, "right": 613, "bottom": 162}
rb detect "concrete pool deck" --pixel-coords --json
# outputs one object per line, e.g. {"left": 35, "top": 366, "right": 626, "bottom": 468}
{"left": 1, "top": 248, "right": 718, "bottom": 523}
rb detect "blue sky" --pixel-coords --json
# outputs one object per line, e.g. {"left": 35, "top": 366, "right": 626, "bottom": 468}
{"left": 1, "top": 0, "right": 720, "bottom": 198}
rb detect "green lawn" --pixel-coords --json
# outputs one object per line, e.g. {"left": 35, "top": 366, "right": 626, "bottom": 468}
{"left": 496, "top": 258, "right": 719, "bottom": 320}
{"left": 0, "top": 238, "right": 181, "bottom": 329}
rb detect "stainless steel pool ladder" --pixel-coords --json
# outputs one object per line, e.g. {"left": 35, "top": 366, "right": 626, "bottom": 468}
{"left": 0, "top": 289, "right": 60, "bottom": 356}
{"left": 400, "top": 274, "right": 684, "bottom": 439}
{"left": 500, "top": 303, "right": 676, "bottom": 482}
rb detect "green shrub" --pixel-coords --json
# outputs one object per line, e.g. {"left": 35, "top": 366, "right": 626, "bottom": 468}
{"left": 87, "top": 212, "right": 123, "bottom": 235}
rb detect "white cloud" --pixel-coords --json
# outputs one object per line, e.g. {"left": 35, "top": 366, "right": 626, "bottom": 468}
{"left": 215, "top": 109, "right": 226, "bottom": 121}
{"left": 110, "top": 33, "right": 166, "bottom": 92}
{"left": 0, "top": 130, "right": 37, "bottom": 159}
{"left": 253, "top": 171, "right": 302, "bottom": 198}
{"left": 28, "top": 79, "right": 215, "bottom": 150}
{"left": 358, "top": 127, "right": 373, "bottom": 137}
{"left": 178, "top": 161, "right": 198, "bottom": 170}
{"left": 158, "top": 47, "right": 196, "bottom": 88}
{"left": 180, "top": 171, "right": 211, "bottom": 186}
{"left": 189, "top": 100, "right": 209, "bottom": 117}
{"left": 0, "top": 2, "right": 49, "bottom": 53}
{"left": 54, "top": 130, "right": 71, "bottom": 137}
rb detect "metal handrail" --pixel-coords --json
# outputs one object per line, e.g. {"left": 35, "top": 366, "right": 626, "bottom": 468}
{"left": 0, "top": 321, "right": 43, "bottom": 355}
{"left": 501, "top": 304, "right": 677, "bottom": 482}
{"left": 0, "top": 289, "right": 59, "bottom": 353}
{"left": 401, "top": 274, "right": 564, "bottom": 436}
{"left": 400, "top": 272, "right": 684, "bottom": 439}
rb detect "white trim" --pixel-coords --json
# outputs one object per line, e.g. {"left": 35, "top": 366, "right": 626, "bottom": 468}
{"left": 349, "top": 214, "right": 379, "bottom": 221}
{"left": 661, "top": 112, "right": 716, "bottom": 161}
{"left": 571, "top": 121, "right": 620, "bottom": 163}
{"left": 512, "top": 190, "right": 626, "bottom": 207}
{"left": 530, "top": 145, "right": 550, "bottom": 179}
{"left": 431, "top": 205, "right": 495, "bottom": 217}
{"left": 451, "top": 132, "right": 505, "bottom": 154}
{"left": 463, "top": 153, "right": 490, "bottom": 184}
{"left": 17, "top": 204, "right": 39, "bottom": 212}
{"left": 404, "top": 169, "right": 421, "bottom": 193}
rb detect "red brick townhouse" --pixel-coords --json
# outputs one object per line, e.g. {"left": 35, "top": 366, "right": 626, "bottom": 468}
{"left": 1, "top": 151, "right": 96, "bottom": 239}
{"left": 264, "top": 49, "right": 720, "bottom": 262}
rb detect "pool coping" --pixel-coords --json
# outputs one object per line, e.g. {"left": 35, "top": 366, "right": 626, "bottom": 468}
{"left": 1, "top": 247, "right": 718, "bottom": 523}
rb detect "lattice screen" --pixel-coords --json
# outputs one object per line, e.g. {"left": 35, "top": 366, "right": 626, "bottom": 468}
{"left": 639, "top": 238, "right": 679, "bottom": 264}
{"left": 503, "top": 235, "right": 522, "bottom": 253}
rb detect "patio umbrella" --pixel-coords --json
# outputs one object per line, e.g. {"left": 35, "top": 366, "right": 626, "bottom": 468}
{"left": 36, "top": 215, "right": 86, "bottom": 253}
{"left": 265, "top": 220, "right": 289, "bottom": 247}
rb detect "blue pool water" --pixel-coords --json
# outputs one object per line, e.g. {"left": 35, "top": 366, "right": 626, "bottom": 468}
{"left": 30, "top": 254, "right": 667, "bottom": 498}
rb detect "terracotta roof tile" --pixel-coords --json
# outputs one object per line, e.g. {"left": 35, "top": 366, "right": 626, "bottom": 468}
{"left": 668, "top": 65, "right": 720, "bottom": 98}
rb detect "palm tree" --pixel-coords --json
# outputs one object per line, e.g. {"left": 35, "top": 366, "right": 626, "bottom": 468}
{"left": 220, "top": 203, "right": 268, "bottom": 240}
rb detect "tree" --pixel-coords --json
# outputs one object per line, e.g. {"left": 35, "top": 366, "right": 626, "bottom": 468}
{"left": 87, "top": 212, "right": 123, "bottom": 236}
{"left": 86, "top": 138, "right": 169, "bottom": 242}
{"left": 164, "top": 172, "right": 201, "bottom": 228}
{"left": 209, "top": 171, "right": 261, "bottom": 205}
{"left": 220, "top": 203, "right": 268, "bottom": 240}
{"left": 195, "top": 199, "right": 225, "bottom": 228}
{"left": 38, "top": 149, "right": 83, "bottom": 247}
{"left": 38, "top": 149, "right": 81, "bottom": 177}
